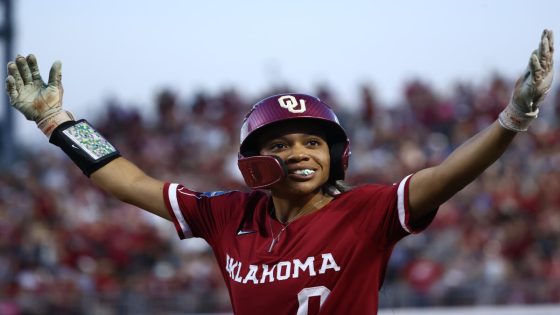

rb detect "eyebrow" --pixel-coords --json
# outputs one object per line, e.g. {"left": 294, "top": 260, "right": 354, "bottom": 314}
{"left": 262, "top": 133, "right": 326, "bottom": 145}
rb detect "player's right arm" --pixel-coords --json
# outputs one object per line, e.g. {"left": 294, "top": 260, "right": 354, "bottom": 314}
{"left": 5, "top": 54, "right": 171, "bottom": 221}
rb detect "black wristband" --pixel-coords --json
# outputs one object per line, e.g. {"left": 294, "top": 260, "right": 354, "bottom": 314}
{"left": 49, "top": 119, "right": 121, "bottom": 177}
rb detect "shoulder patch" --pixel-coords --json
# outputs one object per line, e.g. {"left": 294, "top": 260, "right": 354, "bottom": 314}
{"left": 201, "top": 191, "right": 231, "bottom": 198}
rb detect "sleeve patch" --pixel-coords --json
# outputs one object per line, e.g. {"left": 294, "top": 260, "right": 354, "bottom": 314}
{"left": 201, "top": 191, "right": 230, "bottom": 198}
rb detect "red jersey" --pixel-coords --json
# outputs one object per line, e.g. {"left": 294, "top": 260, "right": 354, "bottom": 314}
{"left": 163, "top": 175, "right": 436, "bottom": 314}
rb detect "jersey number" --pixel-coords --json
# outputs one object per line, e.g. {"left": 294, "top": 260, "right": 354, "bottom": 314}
{"left": 296, "top": 286, "right": 331, "bottom": 315}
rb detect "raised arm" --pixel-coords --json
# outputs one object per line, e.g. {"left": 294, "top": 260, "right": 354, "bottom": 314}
{"left": 408, "top": 29, "right": 554, "bottom": 220}
{"left": 5, "top": 54, "right": 170, "bottom": 220}
{"left": 90, "top": 157, "right": 170, "bottom": 220}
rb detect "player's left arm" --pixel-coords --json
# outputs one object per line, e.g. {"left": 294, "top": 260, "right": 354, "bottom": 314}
{"left": 407, "top": 29, "right": 554, "bottom": 222}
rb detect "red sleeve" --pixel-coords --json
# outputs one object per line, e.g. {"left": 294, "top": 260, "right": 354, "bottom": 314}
{"left": 348, "top": 175, "right": 438, "bottom": 248}
{"left": 162, "top": 182, "right": 248, "bottom": 244}
{"left": 163, "top": 183, "right": 191, "bottom": 239}
{"left": 397, "top": 174, "right": 438, "bottom": 234}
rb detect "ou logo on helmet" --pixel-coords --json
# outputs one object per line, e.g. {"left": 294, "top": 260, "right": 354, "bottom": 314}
{"left": 278, "top": 95, "right": 306, "bottom": 113}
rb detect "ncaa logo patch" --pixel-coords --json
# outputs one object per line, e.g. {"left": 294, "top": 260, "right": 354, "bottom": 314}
{"left": 201, "top": 191, "right": 230, "bottom": 198}
{"left": 278, "top": 95, "right": 306, "bottom": 113}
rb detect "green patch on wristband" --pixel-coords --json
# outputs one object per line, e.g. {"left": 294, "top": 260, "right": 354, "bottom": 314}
{"left": 62, "top": 121, "right": 117, "bottom": 160}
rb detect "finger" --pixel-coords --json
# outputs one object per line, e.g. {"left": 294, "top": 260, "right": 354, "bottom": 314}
{"left": 7, "top": 61, "right": 23, "bottom": 90}
{"left": 546, "top": 29, "right": 554, "bottom": 68}
{"left": 26, "top": 54, "right": 43, "bottom": 84}
{"left": 47, "top": 60, "right": 62, "bottom": 87}
{"left": 5, "top": 75, "right": 18, "bottom": 101}
{"left": 544, "top": 29, "right": 554, "bottom": 54}
{"left": 539, "top": 32, "right": 552, "bottom": 72}
{"left": 15, "top": 55, "right": 33, "bottom": 85}
{"left": 530, "top": 52, "right": 544, "bottom": 82}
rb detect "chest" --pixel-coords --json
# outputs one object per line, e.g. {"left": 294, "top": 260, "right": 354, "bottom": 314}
{"left": 212, "top": 201, "right": 390, "bottom": 314}
{"left": 218, "top": 209, "right": 365, "bottom": 287}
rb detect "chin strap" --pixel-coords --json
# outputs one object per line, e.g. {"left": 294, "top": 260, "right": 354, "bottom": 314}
{"left": 237, "top": 155, "right": 287, "bottom": 189}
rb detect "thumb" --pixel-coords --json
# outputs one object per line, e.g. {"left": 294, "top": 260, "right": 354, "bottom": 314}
{"left": 48, "top": 60, "right": 62, "bottom": 87}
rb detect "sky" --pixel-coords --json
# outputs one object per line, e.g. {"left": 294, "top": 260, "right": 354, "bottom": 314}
{"left": 5, "top": 0, "right": 560, "bottom": 141}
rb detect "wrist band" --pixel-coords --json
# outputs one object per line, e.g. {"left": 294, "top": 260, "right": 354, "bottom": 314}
{"left": 49, "top": 119, "right": 121, "bottom": 177}
{"left": 37, "top": 110, "right": 75, "bottom": 137}
{"left": 498, "top": 102, "right": 539, "bottom": 132}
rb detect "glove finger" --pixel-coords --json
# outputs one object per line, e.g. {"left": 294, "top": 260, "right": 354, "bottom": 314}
{"left": 546, "top": 30, "right": 554, "bottom": 68}
{"left": 47, "top": 61, "right": 62, "bottom": 87}
{"left": 26, "top": 54, "right": 44, "bottom": 84}
{"left": 5, "top": 75, "right": 18, "bottom": 102}
{"left": 539, "top": 32, "right": 552, "bottom": 72}
{"left": 544, "top": 29, "right": 554, "bottom": 54}
{"left": 7, "top": 61, "right": 23, "bottom": 90}
{"left": 16, "top": 55, "right": 33, "bottom": 85}
{"left": 529, "top": 51, "right": 543, "bottom": 82}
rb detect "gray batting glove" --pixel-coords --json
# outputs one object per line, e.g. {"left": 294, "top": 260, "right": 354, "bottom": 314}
{"left": 5, "top": 54, "right": 73, "bottom": 137}
{"left": 499, "top": 29, "right": 554, "bottom": 132}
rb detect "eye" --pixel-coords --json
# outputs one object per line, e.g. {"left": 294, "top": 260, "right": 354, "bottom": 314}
{"left": 268, "top": 142, "right": 287, "bottom": 151}
{"left": 307, "top": 138, "right": 323, "bottom": 146}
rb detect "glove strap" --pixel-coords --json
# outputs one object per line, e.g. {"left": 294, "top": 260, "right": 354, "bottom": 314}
{"left": 37, "top": 110, "right": 75, "bottom": 137}
{"left": 49, "top": 119, "right": 121, "bottom": 177}
{"left": 498, "top": 102, "right": 539, "bottom": 132}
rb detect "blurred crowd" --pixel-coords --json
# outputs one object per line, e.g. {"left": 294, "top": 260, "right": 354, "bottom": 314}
{"left": 1, "top": 75, "right": 560, "bottom": 314}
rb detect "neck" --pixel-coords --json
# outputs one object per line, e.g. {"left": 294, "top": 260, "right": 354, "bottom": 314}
{"left": 271, "top": 192, "right": 332, "bottom": 224}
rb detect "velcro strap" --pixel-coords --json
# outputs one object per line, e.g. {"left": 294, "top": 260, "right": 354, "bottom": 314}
{"left": 498, "top": 103, "right": 539, "bottom": 132}
{"left": 37, "top": 110, "right": 75, "bottom": 137}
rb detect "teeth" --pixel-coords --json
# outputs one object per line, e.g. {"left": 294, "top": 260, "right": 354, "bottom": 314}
{"left": 294, "top": 169, "right": 315, "bottom": 176}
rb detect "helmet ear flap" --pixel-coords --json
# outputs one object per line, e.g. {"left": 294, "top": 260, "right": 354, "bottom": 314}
{"left": 237, "top": 155, "right": 287, "bottom": 189}
{"left": 329, "top": 142, "right": 350, "bottom": 182}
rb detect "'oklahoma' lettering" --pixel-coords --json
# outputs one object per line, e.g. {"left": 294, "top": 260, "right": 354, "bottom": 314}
{"left": 225, "top": 253, "right": 341, "bottom": 284}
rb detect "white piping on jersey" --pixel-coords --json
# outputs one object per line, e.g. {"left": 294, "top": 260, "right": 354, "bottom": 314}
{"left": 177, "top": 186, "right": 203, "bottom": 199}
{"left": 168, "top": 183, "right": 193, "bottom": 238}
{"left": 397, "top": 174, "right": 413, "bottom": 233}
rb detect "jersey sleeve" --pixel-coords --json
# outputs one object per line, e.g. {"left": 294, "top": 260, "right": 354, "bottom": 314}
{"left": 396, "top": 174, "right": 437, "bottom": 234}
{"left": 351, "top": 174, "right": 438, "bottom": 247}
{"left": 162, "top": 182, "right": 247, "bottom": 244}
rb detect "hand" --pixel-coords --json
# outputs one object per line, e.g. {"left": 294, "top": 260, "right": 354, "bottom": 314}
{"left": 5, "top": 54, "right": 73, "bottom": 137}
{"left": 499, "top": 29, "right": 554, "bottom": 131}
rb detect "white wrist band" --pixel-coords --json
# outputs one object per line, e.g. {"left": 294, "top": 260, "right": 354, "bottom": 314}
{"left": 37, "top": 110, "right": 75, "bottom": 137}
{"left": 498, "top": 103, "right": 538, "bottom": 132}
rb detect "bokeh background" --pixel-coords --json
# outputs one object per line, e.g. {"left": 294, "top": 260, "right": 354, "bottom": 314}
{"left": 1, "top": 0, "right": 560, "bottom": 314}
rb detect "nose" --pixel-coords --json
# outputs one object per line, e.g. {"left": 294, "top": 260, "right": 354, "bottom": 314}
{"left": 285, "top": 144, "right": 310, "bottom": 163}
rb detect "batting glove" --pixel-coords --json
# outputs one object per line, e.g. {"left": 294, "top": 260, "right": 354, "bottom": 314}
{"left": 499, "top": 29, "right": 554, "bottom": 132}
{"left": 5, "top": 54, "right": 73, "bottom": 137}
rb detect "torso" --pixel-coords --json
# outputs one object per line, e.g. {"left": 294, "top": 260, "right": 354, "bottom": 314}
{"left": 164, "top": 179, "right": 422, "bottom": 315}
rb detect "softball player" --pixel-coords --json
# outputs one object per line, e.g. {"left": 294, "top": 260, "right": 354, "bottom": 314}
{"left": 5, "top": 30, "right": 554, "bottom": 314}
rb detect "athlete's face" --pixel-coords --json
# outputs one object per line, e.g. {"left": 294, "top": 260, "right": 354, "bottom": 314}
{"left": 258, "top": 120, "right": 331, "bottom": 196}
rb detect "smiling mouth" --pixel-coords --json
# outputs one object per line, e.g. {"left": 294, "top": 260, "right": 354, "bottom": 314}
{"left": 291, "top": 169, "right": 315, "bottom": 176}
